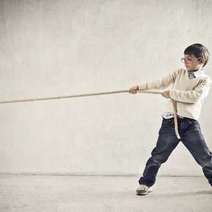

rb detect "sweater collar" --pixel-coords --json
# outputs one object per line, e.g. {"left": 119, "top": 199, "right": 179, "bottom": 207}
{"left": 186, "top": 68, "right": 205, "bottom": 79}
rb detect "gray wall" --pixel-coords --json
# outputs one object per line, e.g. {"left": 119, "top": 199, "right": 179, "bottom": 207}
{"left": 0, "top": 0, "right": 212, "bottom": 176}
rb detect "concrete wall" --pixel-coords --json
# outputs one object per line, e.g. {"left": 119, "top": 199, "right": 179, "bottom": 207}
{"left": 0, "top": 0, "right": 212, "bottom": 176}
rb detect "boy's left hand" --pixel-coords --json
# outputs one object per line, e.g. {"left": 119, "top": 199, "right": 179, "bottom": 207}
{"left": 161, "top": 90, "right": 170, "bottom": 98}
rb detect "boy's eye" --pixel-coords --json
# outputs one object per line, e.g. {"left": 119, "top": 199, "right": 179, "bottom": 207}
{"left": 181, "top": 56, "right": 196, "bottom": 62}
{"left": 181, "top": 57, "right": 191, "bottom": 62}
{"left": 186, "top": 57, "right": 193, "bottom": 62}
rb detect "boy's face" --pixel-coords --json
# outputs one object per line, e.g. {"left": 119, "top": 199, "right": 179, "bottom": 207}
{"left": 182, "top": 54, "right": 203, "bottom": 71}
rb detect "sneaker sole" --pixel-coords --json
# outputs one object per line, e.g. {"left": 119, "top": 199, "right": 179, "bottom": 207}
{"left": 136, "top": 189, "right": 152, "bottom": 196}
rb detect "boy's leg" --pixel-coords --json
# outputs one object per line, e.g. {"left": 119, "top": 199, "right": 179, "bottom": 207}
{"left": 181, "top": 119, "right": 212, "bottom": 186}
{"left": 139, "top": 118, "right": 180, "bottom": 187}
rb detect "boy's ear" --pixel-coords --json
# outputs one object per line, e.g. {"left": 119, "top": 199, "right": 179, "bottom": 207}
{"left": 198, "top": 57, "right": 204, "bottom": 64}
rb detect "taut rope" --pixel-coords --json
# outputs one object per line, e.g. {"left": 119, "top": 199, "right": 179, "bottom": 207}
{"left": 0, "top": 89, "right": 180, "bottom": 139}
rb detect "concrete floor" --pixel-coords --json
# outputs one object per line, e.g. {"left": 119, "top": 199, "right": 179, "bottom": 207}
{"left": 0, "top": 175, "right": 211, "bottom": 212}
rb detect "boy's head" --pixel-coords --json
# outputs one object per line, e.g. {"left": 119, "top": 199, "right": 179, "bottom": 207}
{"left": 182, "top": 43, "right": 210, "bottom": 71}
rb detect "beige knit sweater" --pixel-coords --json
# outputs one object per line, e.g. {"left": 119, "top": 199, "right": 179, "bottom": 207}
{"left": 139, "top": 68, "right": 211, "bottom": 120}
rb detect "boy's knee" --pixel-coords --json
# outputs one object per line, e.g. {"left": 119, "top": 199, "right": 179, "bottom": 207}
{"left": 147, "top": 156, "right": 167, "bottom": 166}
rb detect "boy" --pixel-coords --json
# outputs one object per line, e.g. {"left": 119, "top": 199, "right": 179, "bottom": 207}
{"left": 129, "top": 43, "right": 212, "bottom": 195}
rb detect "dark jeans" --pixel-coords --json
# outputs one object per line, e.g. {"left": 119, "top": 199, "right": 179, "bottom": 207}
{"left": 139, "top": 117, "right": 212, "bottom": 187}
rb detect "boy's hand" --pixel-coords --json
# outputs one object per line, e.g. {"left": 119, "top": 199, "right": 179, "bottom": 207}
{"left": 129, "top": 85, "right": 140, "bottom": 94}
{"left": 161, "top": 90, "right": 170, "bottom": 98}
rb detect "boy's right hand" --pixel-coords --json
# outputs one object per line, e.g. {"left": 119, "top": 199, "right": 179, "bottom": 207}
{"left": 129, "top": 85, "right": 140, "bottom": 94}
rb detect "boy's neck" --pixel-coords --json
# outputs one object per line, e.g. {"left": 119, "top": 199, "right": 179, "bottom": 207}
{"left": 187, "top": 67, "right": 203, "bottom": 72}
{"left": 189, "top": 69, "right": 199, "bottom": 72}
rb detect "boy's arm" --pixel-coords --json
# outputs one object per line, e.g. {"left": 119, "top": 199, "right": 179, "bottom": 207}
{"left": 169, "top": 77, "right": 211, "bottom": 104}
{"left": 138, "top": 69, "right": 180, "bottom": 91}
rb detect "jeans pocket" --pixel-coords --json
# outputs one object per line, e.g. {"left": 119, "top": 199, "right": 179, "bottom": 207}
{"left": 160, "top": 119, "right": 175, "bottom": 135}
{"left": 159, "top": 126, "right": 175, "bottom": 135}
{"left": 163, "top": 118, "right": 174, "bottom": 127}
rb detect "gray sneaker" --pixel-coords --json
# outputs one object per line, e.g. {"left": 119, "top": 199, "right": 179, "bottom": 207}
{"left": 136, "top": 184, "right": 152, "bottom": 195}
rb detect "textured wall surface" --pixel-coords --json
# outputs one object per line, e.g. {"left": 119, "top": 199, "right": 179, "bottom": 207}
{"left": 0, "top": 0, "right": 212, "bottom": 175}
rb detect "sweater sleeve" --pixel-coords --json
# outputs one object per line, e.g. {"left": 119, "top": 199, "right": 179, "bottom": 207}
{"left": 169, "top": 77, "right": 211, "bottom": 104}
{"left": 138, "top": 69, "right": 180, "bottom": 91}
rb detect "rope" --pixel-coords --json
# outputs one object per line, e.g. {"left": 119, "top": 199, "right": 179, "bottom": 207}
{"left": 171, "top": 99, "right": 181, "bottom": 140}
{"left": 0, "top": 90, "right": 129, "bottom": 104}
{"left": 0, "top": 89, "right": 180, "bottom": 139}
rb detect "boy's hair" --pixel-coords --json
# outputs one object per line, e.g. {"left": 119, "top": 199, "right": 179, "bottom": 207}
{"left": 184, "top": 43, "right": 210, "bottom": 67}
